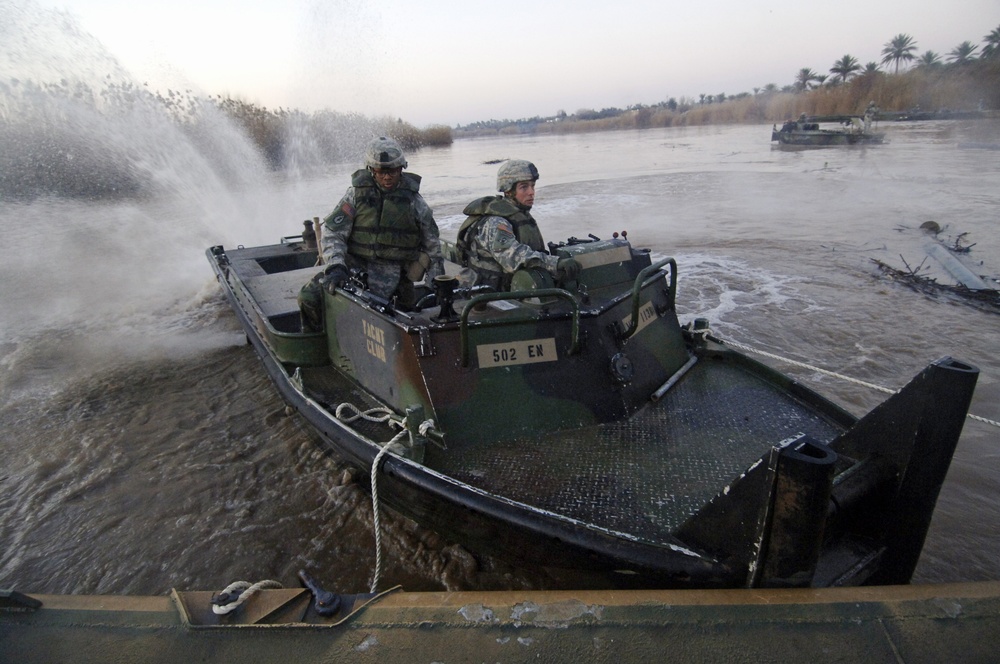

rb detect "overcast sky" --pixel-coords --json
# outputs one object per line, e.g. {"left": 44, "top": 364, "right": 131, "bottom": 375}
{"left": 25, "top": 0, "right": 1000, "bottom": 126}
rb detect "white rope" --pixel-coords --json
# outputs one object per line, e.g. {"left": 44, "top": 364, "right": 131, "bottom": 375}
{"left": 969, "top": 413, "right": 1000, "bottom": 428}
{"left": 335, "top": 402, "right": 399, "bottom": 425}
{"left": 417, "top": 419, "right": 436, "bottom": 436}
{"left": 722, "top": 338, "right": 896, "bottom": 394}
{"left": 368, "top": 418, "right": 437, "bottom": 594}
{"left": 369, "top": 431, "right": 407, "bottom": 594}
{"left": 211, "top": 579, "right": 283, "bottom": 615}
{"left": 334, "top": 400, "right": 405, "bottom": 594}
{"left": 717, "top": 336, "right": 1000, "bottom": 429}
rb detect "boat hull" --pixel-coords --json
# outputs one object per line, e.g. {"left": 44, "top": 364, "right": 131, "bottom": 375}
{"left": 771, "top": 129, "right": 886, "bottom": 146}
{"left": 206, "top": 236, "right": 976, "bottom": 589}
{"left": 771, "top": 115, "right": 885, "bottom": 147}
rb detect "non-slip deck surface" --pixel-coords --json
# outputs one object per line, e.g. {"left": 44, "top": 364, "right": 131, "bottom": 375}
{"left": 429, "top": 359, "right": 845, "bottom": 542}
{"left": 243, "top": 266, "right": 320, "bottom": 318}
{"left": 304, "top": 357, "right": 846, "bottom": 546}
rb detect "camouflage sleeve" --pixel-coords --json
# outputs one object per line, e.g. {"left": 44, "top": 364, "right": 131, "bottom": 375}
{"left": 413, "top": 195, "right": 443, "bottom": 264}
{"left": 477, "top": 216, "right": 560, "bottom": 275}
{"left": 320, "top": 187, "right": 356, "bottom": 266}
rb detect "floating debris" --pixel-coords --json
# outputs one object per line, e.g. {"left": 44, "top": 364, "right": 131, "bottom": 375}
{"left": 871, "top": 258, "right": 1000, "bottom": 315}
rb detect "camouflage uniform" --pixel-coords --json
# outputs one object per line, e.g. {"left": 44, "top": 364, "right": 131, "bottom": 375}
{"left": 457, "top": 195, "right": 558, "bottom": 290}
{"left": 863, "top": 101, "right": 879, "bottom": 132}
{"left": 299, "top": 169, "right": 443, "bottom": 331}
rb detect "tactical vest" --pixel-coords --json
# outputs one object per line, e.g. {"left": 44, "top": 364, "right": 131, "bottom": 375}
{"left": 456, "top": 196, "right": 545, "bottom": 287}
{"left": 347, "top": 170, "right": 423, "bottom": 262}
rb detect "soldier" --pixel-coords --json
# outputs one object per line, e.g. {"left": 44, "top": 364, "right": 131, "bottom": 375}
{"left": 863, "top": 100, "right": 879, "bottom": 133}
{"left": 299, "top": 137, "right": 444, "bottom": 331}
{"left": 455, "top": 159, "right": 580, "bottom": 290}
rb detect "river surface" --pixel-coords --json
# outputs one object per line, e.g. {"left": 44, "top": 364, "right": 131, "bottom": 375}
{"left": 2, "top": 118, "right": 1000, "bottom": 596}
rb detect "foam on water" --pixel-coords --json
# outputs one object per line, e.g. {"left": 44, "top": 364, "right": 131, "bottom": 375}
{"left": 673, "top": 252, "right": 812, "bottom": 334}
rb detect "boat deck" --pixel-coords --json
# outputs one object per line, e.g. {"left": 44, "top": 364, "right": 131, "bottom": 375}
{"left": 305, "top": 358, "right": 845, "bottom": 544}
{"left": 431, "top": 358, "right": 844, "bottom": 540}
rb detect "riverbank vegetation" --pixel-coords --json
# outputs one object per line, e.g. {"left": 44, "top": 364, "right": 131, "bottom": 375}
{"left": 456, "top": 26, "right": 1000, "bottom": 137}
{"left": 212, "top": 96, "right": 454, "bottom": 168}
{"left": 0, "top": 80, "right": 453, "bottom": 201}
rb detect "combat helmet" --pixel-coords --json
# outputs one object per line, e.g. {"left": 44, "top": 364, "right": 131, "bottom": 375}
{"left": 497, "top": 159, "right": 539, "bottom": 193}
{"left": 365, "top": 136, "right": 407, "bottom": 170}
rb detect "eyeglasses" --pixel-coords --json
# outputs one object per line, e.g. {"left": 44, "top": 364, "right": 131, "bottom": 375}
{"left": 372, "top": 167, "right": 402, "bottom": 176}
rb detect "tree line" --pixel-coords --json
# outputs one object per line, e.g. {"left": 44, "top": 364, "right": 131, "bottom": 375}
{"left": 455, "top": 25, "right": 1000, "bottom": 137}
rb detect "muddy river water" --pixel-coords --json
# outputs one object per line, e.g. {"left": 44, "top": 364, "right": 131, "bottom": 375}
{"left": 2, "top": 115, "right": 1000, "bottom": 596}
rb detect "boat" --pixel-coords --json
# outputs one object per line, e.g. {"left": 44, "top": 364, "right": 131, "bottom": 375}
{"left": 880, "top": 108, "right": 987, "bottom": 122}
{"left": 205, "top": 225, "right": 977, "bottom": 589}
{"left": 957, "top": 141, "right": 1000, "bottom": 151}
{"left": 771, "top": 114, "right": 885, "bottom": 147}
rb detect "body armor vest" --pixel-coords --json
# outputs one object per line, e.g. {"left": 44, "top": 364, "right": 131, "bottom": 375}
{"left": 456, "top": 196, "right": 546, "bottom": 290}
{"left": 347, "top": 170, "right": 423, "bottom": 262}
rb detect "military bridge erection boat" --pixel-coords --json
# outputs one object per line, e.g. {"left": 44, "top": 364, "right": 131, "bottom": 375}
{"left": 771, "top": 114, "right": 886, "bottom": 147}
{"left": 206, "top": 228, "right": 977, "bottom": 589}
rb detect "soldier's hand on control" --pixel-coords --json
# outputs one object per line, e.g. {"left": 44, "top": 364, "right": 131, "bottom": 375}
{"left": 322, "top": 263, "right": 349, "bottom": 292}
{"left": 556, "top": 257, "right": 581, "bottom": 282}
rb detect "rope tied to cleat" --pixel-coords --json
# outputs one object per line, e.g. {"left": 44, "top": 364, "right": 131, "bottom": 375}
{"left": 211, "top": 579, "right": 284, "bottom": 615}
{"left": 334, "top": 402, "right": 438, "bottom": 593}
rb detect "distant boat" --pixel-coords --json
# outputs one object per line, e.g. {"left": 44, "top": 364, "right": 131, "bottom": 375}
{"left": 772, "top": 114, "right": 885, "bottom": 147}
{"left": 880, "top": 109, "right": 987, "bottom": 122}
{"left": 957, "top": 142, "right": 1000, "bottom": 151}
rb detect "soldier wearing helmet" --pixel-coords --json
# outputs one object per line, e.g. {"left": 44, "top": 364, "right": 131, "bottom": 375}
{"left": 456, "top": 159, "right": 580, "bottom": 290}
{"left": 298, "top": 137, "right": 443, "bottom": 331}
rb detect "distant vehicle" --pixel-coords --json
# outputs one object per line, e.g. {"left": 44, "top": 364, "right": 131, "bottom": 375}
{"left": 772, "top": 114, "right": 885, "bottom": 147}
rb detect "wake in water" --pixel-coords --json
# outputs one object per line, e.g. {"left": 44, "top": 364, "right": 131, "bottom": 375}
{"left": 673, "top": 252, "right": 818, "bottom": 333}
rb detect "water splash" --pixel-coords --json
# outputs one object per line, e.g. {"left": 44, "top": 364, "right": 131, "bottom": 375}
{"left": 0, "top": 1, "right": 425, "bottom": 402}
{"left": 1, "top": 1, "right": 271, "bottom": 202}
{"left": 0, "top": 1, "right": 288, "bottom": 398}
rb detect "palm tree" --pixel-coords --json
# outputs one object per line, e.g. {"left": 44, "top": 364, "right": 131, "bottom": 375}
{"left": 881, "top": 34, "right": 918, "bottom": 73}
{"left": 916, "top": 51, "right": 943, "bottom": 68}
{"left": 983, "top": 25, "right": 1000, "bottom": 59}
{"left": 948, "top": 41, "right": 979, "bottom": 65}
{"left": 794, "top": 68, "right": 821, "bottom": 92}
{"left": 830, "top": 55, "right": 861, "bottom": 84}
{"left": 863, "top": 62, "right": 881, "bottom": 74}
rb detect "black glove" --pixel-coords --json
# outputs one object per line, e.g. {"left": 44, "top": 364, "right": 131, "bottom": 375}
{"left": 556, "top": 257, "right": 581, "bottom": 282}
{"left": 321, "top": 263, "right": 349, "bottom": 291}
